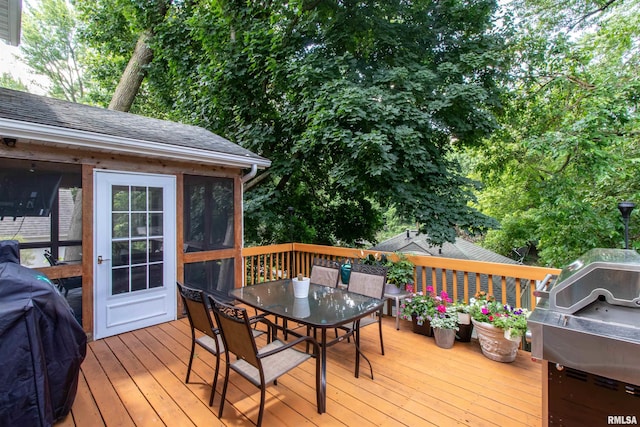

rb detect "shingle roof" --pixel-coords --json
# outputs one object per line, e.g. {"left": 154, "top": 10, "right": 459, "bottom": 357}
{"left": 0, "top": 88, "right": 270, "bottom": 167}
{"left": 371, "top": 230, "right": 519, "bottom": 265}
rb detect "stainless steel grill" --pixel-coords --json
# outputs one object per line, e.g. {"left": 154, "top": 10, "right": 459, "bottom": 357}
{"left": 528, "top": 248, "right": 640, "bottom": 426}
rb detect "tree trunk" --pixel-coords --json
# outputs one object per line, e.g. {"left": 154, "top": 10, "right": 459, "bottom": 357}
{"left": 108, "top": 31, "right": 154, "bottom": 112}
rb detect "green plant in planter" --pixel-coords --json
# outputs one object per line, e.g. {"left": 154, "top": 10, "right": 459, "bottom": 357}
{"left": 430, "top": 305, "right": 460, "bottom": 330}
{"left": 385, "top": 252, "right": 415, "bottom": 290}
{"left": 359, "top": 251, "right": 388, "bottom": 266}
{"left": 453, "top": 300, "right": 472, "bottom": 324}
{"left": 453, "top": 300, "right": 471, "bottom": 313}
{"left": 469, "top": 291, "right": 530, "bottom": 338}
{"left": 399, "top": 286, "right": 437, "bottom": 325}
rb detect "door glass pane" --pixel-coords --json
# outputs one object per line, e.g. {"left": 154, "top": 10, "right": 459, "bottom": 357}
{"left": 112, "top": 268, "right": 129, "bottom": 294}
{"left": 131, "top": 240, "right": 147, "bottom": 265}
{"left": 149, "top": 263, "right": 163, "bottom": 288}
{"left": 112, "top": 186, "right": 129, "bottom": 210}
{"left": 149, "top": 187, "right": 163, "bottom": 210}
{"left": 149, "top": 213, "right": 163, "bottom": 236}
{"left": 131, "top": 265, "right": 147, "bottom": 291}
{"left": 112, "top": 241, "right": 129, "bottom": 267}
{"left": 112, "top": 213, "right": 129, "bottom": 238}
{"left": 131, "top": 213, "right": 147, "bottom": 236}
{"left": 149, "top": 238, "right": 163, "bottom": 262}
{"left": 131, "top": 186, "right": 147, "bottom": 211}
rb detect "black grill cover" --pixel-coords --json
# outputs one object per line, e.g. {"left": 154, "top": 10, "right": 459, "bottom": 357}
{"left": 0, "top": 240, "right": 87, "bottom": 426}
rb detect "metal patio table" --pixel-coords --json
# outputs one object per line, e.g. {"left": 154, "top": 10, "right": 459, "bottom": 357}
{"left": 229, "top": 279, "right": 385, "bottom": 414}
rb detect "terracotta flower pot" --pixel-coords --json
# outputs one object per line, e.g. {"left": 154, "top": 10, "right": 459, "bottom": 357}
{"left": 472, "top": 319, "right": 520, "bottom": 362}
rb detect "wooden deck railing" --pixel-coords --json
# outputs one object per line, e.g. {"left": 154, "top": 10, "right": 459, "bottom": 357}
{"left": 242, "top": 243, "right": 560, "bottom": 311}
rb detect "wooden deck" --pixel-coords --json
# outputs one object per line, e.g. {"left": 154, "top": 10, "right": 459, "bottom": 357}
{"left": 55, "top": 315, "right": 542, "bottom": 427}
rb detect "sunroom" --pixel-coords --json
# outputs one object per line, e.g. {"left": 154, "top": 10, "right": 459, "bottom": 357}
{"left": 0, "top": 87, "right": 270, "bottom": 340}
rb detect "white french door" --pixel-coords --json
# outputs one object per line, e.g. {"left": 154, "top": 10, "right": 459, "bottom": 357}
{"left": 94, "top": 170, "right": 176, "bottom": 339}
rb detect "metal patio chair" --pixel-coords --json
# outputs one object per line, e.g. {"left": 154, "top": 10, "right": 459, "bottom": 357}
{"left": 345, "top": 263, "right": 387, "bottom": 355}
{"left": 177, "top": 282, "right": 264, "bottom": 407}
{"left": 208, "top": 296, "right": 321, "bottom": 427}
{"left": 176, "top": 282, "right": 224, "bottom": 407}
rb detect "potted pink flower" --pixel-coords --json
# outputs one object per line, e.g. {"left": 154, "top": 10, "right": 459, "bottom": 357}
{"left": 400, "top": 287, "right": 453, "bottom": 338}
{"left": 430, "top": 303, "right": 459, "bottom": 349}
{"left": 399, "top": 286, "right": 438, "bottom": 336}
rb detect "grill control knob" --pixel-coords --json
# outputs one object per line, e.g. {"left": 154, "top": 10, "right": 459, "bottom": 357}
{"left": 555, "top": 363, "right": 564, "bottom": 371}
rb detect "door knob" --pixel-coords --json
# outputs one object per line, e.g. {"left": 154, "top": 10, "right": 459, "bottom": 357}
{"left": 97, "top": 256, "right": 111, "bottom": 265}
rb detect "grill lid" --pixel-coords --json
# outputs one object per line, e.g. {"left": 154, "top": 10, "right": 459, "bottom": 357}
{"left": 547, "top": 248, "right": 640, "bottom": 313}
{"left": 528, "top": 248, "right": 640, "bottom": 386}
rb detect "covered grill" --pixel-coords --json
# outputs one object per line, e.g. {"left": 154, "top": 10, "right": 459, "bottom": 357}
{"left": 528, "top": 248, "right": 640, "bottom": 426}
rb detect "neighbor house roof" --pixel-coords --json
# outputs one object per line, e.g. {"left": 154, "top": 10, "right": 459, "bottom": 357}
{"left": 371, "top": 230, "right": 519, "bottom": 265}
{"left": 0, "top": 88, "right": 271, "bottom": 169}
{"left": 372, "top": 230, "right": 525, "bottom": 305}
{"left": 0, "top": 0, "right": 21, "bottom": 46}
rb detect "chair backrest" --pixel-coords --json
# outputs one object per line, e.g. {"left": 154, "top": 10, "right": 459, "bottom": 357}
{"left": 309, "top": 258, "right": 340, "bottom": 288}
{"left": 347, "top": 263, "right": 387, "bottom": 299}
{"left": 44, "top": 250, "right": 58, "bottom": 266}
{"left": 177, "top": 282, "right": 217, "bottom": 340}
{"left": 208, "top": 296, "right": 261, "bottom": 369}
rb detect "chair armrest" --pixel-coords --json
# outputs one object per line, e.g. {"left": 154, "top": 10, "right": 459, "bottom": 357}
{"left": 251, "top": 314, "right": 297, "bottom": 342}
{"left": 248, "top": 313, "right": 270, "bottom": 327}
{"left": 249, "top": 314, "right": 277, "bottom": 341}
{"left": 258, "top": 334, "right": 320, "bottom": 359}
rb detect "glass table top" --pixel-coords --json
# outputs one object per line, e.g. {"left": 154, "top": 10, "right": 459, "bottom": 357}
{"left": 229, "top": 280, "right": 384, "bottom": 327}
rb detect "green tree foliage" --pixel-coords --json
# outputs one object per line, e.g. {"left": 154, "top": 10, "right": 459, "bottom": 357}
{"left": 473, "top": 0, "right": 640, "bottom": 267}
{"left": 0, "top": 72, "right": 28, "bottom": 91}
{"left": 89, "top": 0, "right": 506, "bottom": 246}
{"left": 20, "top": 0, "right": 87, "bottom": 101}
